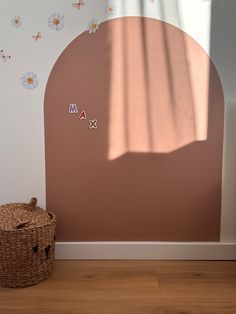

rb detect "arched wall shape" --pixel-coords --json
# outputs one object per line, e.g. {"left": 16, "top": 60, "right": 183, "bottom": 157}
{"left": 44, "top": 17, "right": 224, "bottom": 241}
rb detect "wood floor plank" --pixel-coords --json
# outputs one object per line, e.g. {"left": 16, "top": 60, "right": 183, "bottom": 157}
{"left": 0, "top": 261, "right": 236, "bottom": 314}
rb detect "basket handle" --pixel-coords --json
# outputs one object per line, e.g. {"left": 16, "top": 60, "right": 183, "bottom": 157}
{"left": 14, "top": 221, "right": 30, "bottom": 229}
{"left": 29, "top": 197, "right": 37, "bottom": 207}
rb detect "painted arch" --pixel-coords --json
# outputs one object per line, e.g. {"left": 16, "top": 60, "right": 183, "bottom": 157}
{"left": 44, "top": 17, "right": 224, "bottom": 241}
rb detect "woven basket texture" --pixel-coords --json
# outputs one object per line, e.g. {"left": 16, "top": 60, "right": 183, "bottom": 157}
{"left": 0, "top": 198, "right": 56, "bottom": 288}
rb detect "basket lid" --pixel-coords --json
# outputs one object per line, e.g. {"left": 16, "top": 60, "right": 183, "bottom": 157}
{"left": 0, "top": 198, "right": 54, "bottom": 231}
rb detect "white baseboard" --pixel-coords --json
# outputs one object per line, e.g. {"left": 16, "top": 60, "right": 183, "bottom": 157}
{"left": 55, "top": 241, "right": 236, "bottom": 260}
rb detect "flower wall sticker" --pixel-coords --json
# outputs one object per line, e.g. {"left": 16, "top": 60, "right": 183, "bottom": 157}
{"left": 72, "top": 0, "right": 85, "bottom": 10}
{"left": 48, "top": 13, "right": 65, "bottom": 31}
{"left": 87, "top": 19, "right": 100, "bottom": 34}
{"left": 32, "top": 31, "right": 42, "bottom": 41}
{"left": 21, "top": 72, "right": 39, "bottom": 90}
{"left": 11, "top": 16, "right": 23, "bottom": 28}
{"left": 0, "top": 50, "right": 11, "bottom": 62}
{"left": 105, "top": 2, "right": 116, "bottom": 16}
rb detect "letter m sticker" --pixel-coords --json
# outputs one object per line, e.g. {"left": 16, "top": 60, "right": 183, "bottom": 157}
{"left": 69, "top": 104, "right": 78, "bottom": 114}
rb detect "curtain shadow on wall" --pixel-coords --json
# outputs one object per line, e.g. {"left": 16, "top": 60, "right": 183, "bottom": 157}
{"left": 107, "top": 0, "right": 210, "bottom": 160}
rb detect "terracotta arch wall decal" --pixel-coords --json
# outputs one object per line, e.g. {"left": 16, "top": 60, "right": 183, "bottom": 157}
{"left": 44, "top": 17, "right": 224, "bottom": 241}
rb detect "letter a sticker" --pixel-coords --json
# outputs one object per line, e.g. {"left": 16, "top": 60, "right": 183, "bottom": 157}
{"left": 79, "top": 110, "right": 87, "bottom": 120}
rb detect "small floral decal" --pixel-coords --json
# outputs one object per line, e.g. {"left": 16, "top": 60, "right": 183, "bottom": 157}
{"left": 105, "top": 2, "right": 116, "bottom": 16}
{"left": 32, "top": 31, "right": 42, "bottom": 41}
{"left": 11, "top": 16, "right": 23, "bottom": 28}
{"left": 21, "top": 72, "right": 39, "bottom": 90}
{"left": 0, "top": 50, "right": 11, "bottom": 62}
{"left": 48, "top": 13, "right": 65, "bottom": 31}
{"left": 72, "top": 0, "right": 85, "bottom": 10}
{"left": 87, "top": 19, "right": 100, "bottom": 34}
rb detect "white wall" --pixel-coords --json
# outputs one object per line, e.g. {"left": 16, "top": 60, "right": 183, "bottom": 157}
{"left": 0, "top": 0, "right": 235, "bottom": 241}
{"left": 210, "top": 0, "right": 236, "bottom": 241}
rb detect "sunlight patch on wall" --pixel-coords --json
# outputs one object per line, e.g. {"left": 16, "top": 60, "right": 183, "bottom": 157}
{"left": 107, "top": 17, "right": 210, "bottom": 160}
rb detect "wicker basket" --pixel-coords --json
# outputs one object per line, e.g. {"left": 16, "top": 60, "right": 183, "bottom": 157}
{"left": 0, "top": 198, "right": 56, "bottom": 288}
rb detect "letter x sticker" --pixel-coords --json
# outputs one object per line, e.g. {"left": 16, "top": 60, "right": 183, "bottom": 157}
{"left": 89, "top": 119, "right": 97, "bottom": 129}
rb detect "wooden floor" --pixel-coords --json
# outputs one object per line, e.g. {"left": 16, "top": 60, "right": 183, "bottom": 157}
{"left": 0, "top": 261, "right": 236, "bottom": 314}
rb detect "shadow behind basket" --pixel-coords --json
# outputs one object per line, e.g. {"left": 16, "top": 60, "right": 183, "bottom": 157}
{"left": 0, "top": 198, "right": 56, "bottom": 288}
